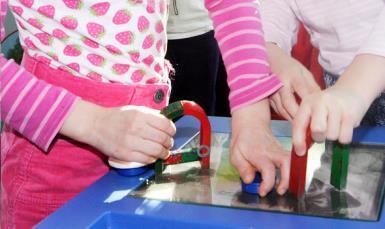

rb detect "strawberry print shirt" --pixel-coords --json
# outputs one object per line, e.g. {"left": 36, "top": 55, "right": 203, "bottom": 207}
{"left": 1, "top": 0, "right": 282, "bottom": 150}
{"left": 9, "top": 0, "right": 169, "bottom": 84}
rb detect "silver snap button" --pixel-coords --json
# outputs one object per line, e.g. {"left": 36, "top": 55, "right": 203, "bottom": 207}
{"left": 153, "top": 89, "right": 165, "bottom": 104}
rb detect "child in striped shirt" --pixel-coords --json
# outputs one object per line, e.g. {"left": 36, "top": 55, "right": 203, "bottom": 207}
{"left": 1, "top": 0, "right": 289, "bottom": 227}
{"left": 260, "top": 0, "right": 385, "bottom": 155}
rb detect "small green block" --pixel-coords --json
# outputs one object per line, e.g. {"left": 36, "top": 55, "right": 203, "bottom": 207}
{"left": 181, "top": 150, "right": 199, "bottom": 163}
{"left": 160, "top": 101, "right": 184, "bottom": 120}
{"left": 330, "top": 143, "right": 350, "bottom": 190}
{"left": 154, "top": 160, "right": 165, "bottom": 175}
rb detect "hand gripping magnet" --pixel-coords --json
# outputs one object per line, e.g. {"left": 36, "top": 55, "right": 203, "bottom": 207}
{"left": 241, "top": 172, "right": 262, "bottom": 194}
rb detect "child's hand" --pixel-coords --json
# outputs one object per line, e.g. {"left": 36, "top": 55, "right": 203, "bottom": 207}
{"left": 292, "top": 86, "right": 368, "bottom": 156}
{"left": 231, "top": 101, "right": 290, "bottom": 196}
{"left": 61, "top": 101, "right": 176, "bottom": 164}
{"left": 292, "top": 54, "right": 385, "bottom": 156}
{"left": 266, "top": 43, "right": 321, "bottom": 121}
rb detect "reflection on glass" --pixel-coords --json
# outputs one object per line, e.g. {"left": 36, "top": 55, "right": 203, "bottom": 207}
{"left": 129, "top": 133, "right": 385, "bottom": 221}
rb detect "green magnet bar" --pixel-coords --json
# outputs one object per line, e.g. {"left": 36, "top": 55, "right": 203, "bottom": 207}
{"left": 330, "top": 143, "right": 350, "bottom": 190}
{"left": 154, "top": 148, "right": 199, "bottom": 175}
{"left": 160, "top": 101, "right": 184, "bottom": 120}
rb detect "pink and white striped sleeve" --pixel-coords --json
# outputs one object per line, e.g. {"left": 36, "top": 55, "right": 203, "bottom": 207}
{"left": 1, "top": 1, "right": 78, "bottom": 151}
{"left": 1, "top": 57, "right": 79, "bottom": 151}
{"left": 205, "top": 0, "right": 282, "bottom": 112}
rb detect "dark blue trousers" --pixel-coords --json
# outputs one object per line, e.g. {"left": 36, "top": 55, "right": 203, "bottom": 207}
{"left": 166, "top": 31, "right": 230, "bottom": 116}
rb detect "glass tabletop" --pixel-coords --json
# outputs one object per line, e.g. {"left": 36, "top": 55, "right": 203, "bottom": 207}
{"left": 129, "top": 133, "right": 385, "bottom": 221}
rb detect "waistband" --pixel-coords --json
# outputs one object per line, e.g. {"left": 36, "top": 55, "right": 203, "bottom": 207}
{"left": 21, "top": 53, "right": 170, "bottom": 109}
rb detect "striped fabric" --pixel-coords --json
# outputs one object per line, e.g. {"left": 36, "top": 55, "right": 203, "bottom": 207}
{"left": 0, "top": 2, "right": 78, "bottom": 151}
{"left": 0, "top": 57, "right": 78, "bottom": 151}
{"left": 206, "top": 0, "right": 282, "bottom": 110}
{"left": 0, "top": 0, "right": 281, "bottom": 150}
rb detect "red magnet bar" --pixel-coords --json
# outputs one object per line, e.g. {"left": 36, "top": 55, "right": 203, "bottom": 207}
{"left": 159, "top": 101, "right": 211, "bottom": 170}
{"left": 180, "top": 101, "right": 211, "bottom": 168}
{"left": 289, "top": 127, "right": 313, "bottom": 199}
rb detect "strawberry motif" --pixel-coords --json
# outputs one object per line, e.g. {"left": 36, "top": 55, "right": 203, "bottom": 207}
{"left": 86, "top": 72, "right": 103, "bottom": 81}
{"left": 35, "top": 33, "right": 53, "bottom": 45}
{"left": 17, "top": 20, "right": 27, "bottom": 30}
{"left": 52, "top": 29, "right": 69, "bottom": 41}
{"left": 87, "top": 23, "right": 105, "bottom": 38}
{"left": 90, "top": 2, "right": 110, "bottom": 16}
{"left": 154, "top": 63, "right": 162, "bottom": 74}
{"left": 142, "top": 55, "right": 154, "bottom": 66}
{"left": 131, "top": 69, "right": 145, "bottom": 82}
{"left": 112, "top": 64, "right": 130, "bottom": 75}
{"left": 20, "top": 0, "right": 34, "bottom": 8}
{"left": 155, "top": 21, "right": 164, "bottom": 33}
{"left": 106, "top": 45, "right": 123, "bottom": 55}
{"left": 37, "top": 5, "right": 55, "bottom": 18}
{"left": 63, "top": 44, "right": 82, "bottom": 56}
{"left": 27, "top": 18, "right": 43, "bottom": 29}
{"left": 82, "top": 37, "right": 99, "bottom": 48}
{"left": 87, "top": 54, "right": 105, "bottom": 66}
{"left": 11, "top": 6, "right": 23, "bottom": 16}
{"left": 113, "top": 10, "right": 131, "bottom": 24}
{"left": 142, "top": 35, "right": 154, "bottom": 49}
{"left": 137, "top": 16, "right": 150, "bottom": 32}
{"left": 24, "top": 37, "right": 38, "bottom": 50}
{"left": 146, "top": 0, "right": 156, "bottom": 14}
{"left": 115, "top": 31, "right": 134, "bottom": 45}
{"left": 67, "top": 63, "right": 80, "bottom": 72}
{"left": 60, "top": 16, "right": 78, "bottom": 30}
{"left": 146, "top": 77, "right": 159, "bottom": 84}
{"left": 156, "top": 39, "right": 163, "bottom": 52}
{"left": 128, "top": 51, "right": 140, "bottom": 63}
{"left": 63, "top": 0, "right": 83, "bottom": 10}
{"left": 58, "top": 66, "right": 73, "bottom": 74}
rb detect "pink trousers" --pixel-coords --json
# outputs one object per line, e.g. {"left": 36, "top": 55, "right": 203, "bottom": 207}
{"left": 1, "top": 54, "right": 169, "bottom": 228}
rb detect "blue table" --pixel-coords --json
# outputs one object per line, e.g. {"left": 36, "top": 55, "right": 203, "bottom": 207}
{"left": 36, "top": 116, "right": 385, "bottom": 229}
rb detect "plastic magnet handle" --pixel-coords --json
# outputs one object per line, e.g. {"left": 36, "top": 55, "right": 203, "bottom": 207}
{"left": 159, "top": 100, "right": 211, "bottom": 169}
{"left": 289, "top": 127, "right": 312, "bottom": 198}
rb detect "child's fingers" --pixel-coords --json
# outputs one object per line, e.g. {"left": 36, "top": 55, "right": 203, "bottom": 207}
{"left": 272, "top": 93, "right": 292, "bottom": 121}
{"left": 310, "top": 104, "right": 328, "bottom": 143}
{"left": 326, "top": 106, "right": 341, "bottom": 140}
{"left": 339, "top": 117, "right": 354, "bottom": 144}
{"left": 128, "top": 137, "right": 169, "bottom": 159}
{"left": 146, "top": 114, "right": 177, "bottom": 136}
{"left": 230, "top": 150, "right": 255, "bottom": 184}
{"left": 253, "top": 158, "right": 276, "bottom": 197}
{"left": 293, "top": 103, "right": 312, "bottom": 156}
{"left": 275, "top": 153, "right": 291, "bottom": 195}
{"left": 270, "top": 98, "right": 279, "bottom": 115}
{"left": 143, "top": 127, "right": 174, "bottom": 149}
{"left": 280, "top": 87, "right": 299, "bottom": 119}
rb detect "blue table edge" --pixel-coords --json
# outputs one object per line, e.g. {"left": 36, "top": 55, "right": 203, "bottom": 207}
{"left": 36, "top": 116, "right": 385, "bottom": 228}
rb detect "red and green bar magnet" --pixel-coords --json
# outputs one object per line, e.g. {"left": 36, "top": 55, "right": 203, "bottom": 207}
{"left": 155, "top": 101, "right": 211, "bottom": 175}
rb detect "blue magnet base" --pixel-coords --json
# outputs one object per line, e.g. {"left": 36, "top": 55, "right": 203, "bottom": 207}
{"left": 241, "top": 172, "right": 262, "bottom": 194}
{"left": 115, "top": 166, "right": 149, "bottom": 177}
